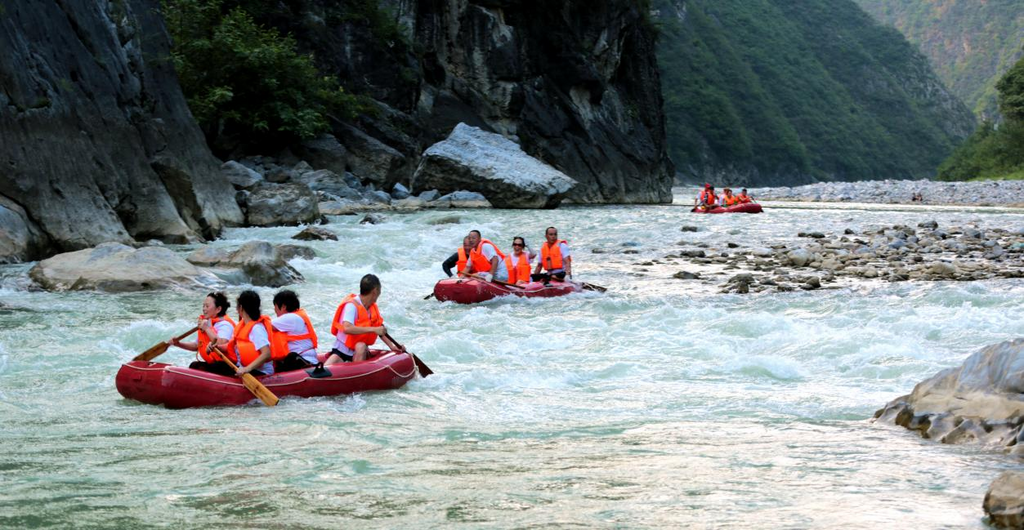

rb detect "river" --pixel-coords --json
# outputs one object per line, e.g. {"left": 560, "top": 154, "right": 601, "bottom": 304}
{"left": 1, "top": 191, "right": 1022, "bottom": 528}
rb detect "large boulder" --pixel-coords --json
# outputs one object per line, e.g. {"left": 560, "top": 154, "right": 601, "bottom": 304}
{"left": 186, "top": 241, "right": 306, "bottom": 287}
{"left": 221, "top": 161, "right": 263, "bottom": 189}
{"left": 29, "top": 243, "right": 218, "bottom": 292}
{"left": 335, "top": 122, "right": 407, "bottom": 186}
{"left": 292, "top": 134, "right": 348, "bottom": 176}
{"left": 412, "top": 124, "right": 577, "bottom": 208}
{"left": 0, "top": 195, "right": 49, "bottom": 263}
{"left": 984, "top": 471, "right": 1024, "bottom": 529}
{"left": 243, "top": 183, "right": 321, "bottom": 227}
{"left": 874, "top": 339, "right": 1024, "bottom": 453}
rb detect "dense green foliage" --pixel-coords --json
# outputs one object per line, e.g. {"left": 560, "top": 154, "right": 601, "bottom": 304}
{"left": 854, "top": 0, "right": 1024, "bottom": 120}
{"left": 938, "top": 54, "right": 1024, "bottom": 181}
{"left": 163, "top": 0, "right": 362, "bottom": 146}
{"left": 654, "top": 0, "right": 973, "bottom": 183}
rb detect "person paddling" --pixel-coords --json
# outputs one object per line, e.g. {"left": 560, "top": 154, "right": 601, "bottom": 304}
{"left": 442, "top": 236, "right": 473, "bottom": 277}
{"left": 503, "top": 236, "right": 533, "bottom": 285}
{"left": 209, "top": 290, "right": 276, "bottom": 376}
{"left": 696, "top": 183, "right": 718, "bottom": 210}
{"left": 326, "top": 274, "right": 404, "bottom": 364}
{"left": 169, "top": 291, "right": 236, "bottom": 377}
{"left": 269, "top": 289, "right": 319, "bottom": 372}
{"left": 461, "top": 230, "right": 508, "bottom": 283}
{"left": 737, "top": 188, "right": 753, "bottom": 204}
{"left": 722, "top": 188, "right": 739, "bottom": 207}
{"left": 533, "top": 227, "right": 572, "bottom": 283}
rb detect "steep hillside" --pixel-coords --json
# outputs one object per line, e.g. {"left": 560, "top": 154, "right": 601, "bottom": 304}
{"left": 854, "top": 0, "right": 1024, "bottom": 120}
{"left": 655, "top": 0, "right": 976, "bottom": 186}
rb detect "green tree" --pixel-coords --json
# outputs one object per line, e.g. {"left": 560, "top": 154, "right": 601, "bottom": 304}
{"left": 996, "top": 51, "right": 1024, "bottom": 122}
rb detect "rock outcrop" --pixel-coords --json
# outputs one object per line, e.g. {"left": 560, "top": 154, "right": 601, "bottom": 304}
{"left": 412, "top": 124, "right": 577, "bottom": 208}
{"left": 873, "top": 339, "right": 1024, "bottom": 454}
{"left": 984, "top": 471, "right": 1024, "bottom": 530}
{"left": 241, "top": 183, "right": 321, "bottom": 227}
{"left": 0, "top": 0, "right": 242, "bottom": 262}
{"left": 186, "top": 241, "right": 309, "bottom": 287}
{"left": 29, "top": 243, "right": 218, "bottom": 292}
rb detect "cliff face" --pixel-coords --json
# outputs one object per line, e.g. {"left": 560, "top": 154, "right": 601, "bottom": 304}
{"left": 0, "top": 0, "right": 242, "bottom": 261}
{"left": 254, "top": 0, "right": 674, "bottom": 204}
{"left": 655, "top": 0, "right": 976, "bottom": 186}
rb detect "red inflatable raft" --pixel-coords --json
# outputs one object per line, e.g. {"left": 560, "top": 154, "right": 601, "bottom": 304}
{"left": 690, "top": 203, "right": 763, "bottom": 214}
{"left": 116, "top": 350, "right": 416, "bottom": 408}
{"left": 433, "top": 278, "right": 583, "bottom": 304}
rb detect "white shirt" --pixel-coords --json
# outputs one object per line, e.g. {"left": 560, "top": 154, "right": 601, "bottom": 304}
{"left": 272, "top": 312, "right": 316, "bottom": 364}
{"left": 332, "top": 299, "right": 363, "bottom": 355}
{"left": 233, "top": 321, "right": 273, "bottom": 375}
{"left": 211, "top": 320, "right": 234, "bottom": 342}
{"left": 510, "top": 252, "right": 532, "bottom": 267}
{"left": 479, "top": 242, "right": 500, "bottom": 262}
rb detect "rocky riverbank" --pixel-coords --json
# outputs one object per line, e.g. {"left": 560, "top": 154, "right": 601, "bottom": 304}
{"left": 747, "top": 179, "right": 1024, "bottom": 207}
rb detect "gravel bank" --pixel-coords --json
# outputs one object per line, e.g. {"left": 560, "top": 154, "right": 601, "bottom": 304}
{"left": 745, "top": 179, "right": 1024, "bottom": 207}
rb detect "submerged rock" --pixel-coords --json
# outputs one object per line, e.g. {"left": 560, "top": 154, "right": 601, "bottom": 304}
{"left": 187, "top": 242, "right": 305, "bottom": 287}
{"left": 411, "top": 123, "right": 577, "bottom": 208}
{"left": 292, "top": 227, "right": 338, "bottom": 241}
{"left": 984, "top": 471, "right": 1024, "bottom": 529}
{"left": 30, "top": 243, "right": 217, "bottom": 292}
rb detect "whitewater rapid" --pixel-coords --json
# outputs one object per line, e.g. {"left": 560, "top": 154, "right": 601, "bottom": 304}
{"left": 0, "top": 194, "right": 1022, "bottom": 527}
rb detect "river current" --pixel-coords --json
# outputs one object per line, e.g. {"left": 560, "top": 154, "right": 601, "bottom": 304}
{"left": 1, "top": 192, "right": 1022, "bottom": 528}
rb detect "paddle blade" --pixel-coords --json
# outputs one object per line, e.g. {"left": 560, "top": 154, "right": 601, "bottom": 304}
{"left": 133, "top": 342, "right": 170, "bottom": 362}
{"left": 241, "top": 373, "right": 279, "bottom": 406}
{"left": 412, "top": 354, "right": 433, "bottom": 377}
{"left": 582, "top": 282, "right": 607, "bottom": 293}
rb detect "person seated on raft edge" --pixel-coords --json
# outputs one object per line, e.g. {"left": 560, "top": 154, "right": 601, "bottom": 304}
{"left": 696, "top": 183, "right": 718, "bottom": 210}
{"left": 722, "top": 187, "right": 740, "bottom": 207}
{"left": 737, "top": 188, "right": 753, "bottom": 204}
{"left": 442, "top": 236, "right": 473, "bottom": 278}
{"left": 504, "top": 236, "right": 533, "bottom": 285}
{"left": 209, "top": 290, "right": 278, "bottom": 377}
{"left": 325, "top": 274, "right": 405, "bottom": 365}
{"left": 532, "top": 226, "right": 572, "bottom": 284}
{"left": 461, "top": 229, "right": 510, "bottom": 283}
{"left": 269, "top": 289, "right": 319, "bottom": 373}
{"left": 168, "top": 291, "right": 237, "bottom": 377}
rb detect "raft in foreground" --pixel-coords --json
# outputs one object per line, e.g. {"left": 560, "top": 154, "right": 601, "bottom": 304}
{"left": 433, "top": 278, "right": 583, "bottom": 304}
{"left": 690, "top": 203, "right": 763, "bottom": 214}
{"left": 116, "top": 350, "right": 416, "bottom": 408}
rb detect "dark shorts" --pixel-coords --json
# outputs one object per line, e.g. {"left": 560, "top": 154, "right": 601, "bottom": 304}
{"left": 189, "top": 360, "right": 237, "bottom": 377}
{"left": 328, "top": 348, "right": 353, "bottom": 363}
{"left": 531, "top": 271, "right": 566, "bottom": 283}
{"left": 274, "top": 352, "right": 313, "bottom": 373}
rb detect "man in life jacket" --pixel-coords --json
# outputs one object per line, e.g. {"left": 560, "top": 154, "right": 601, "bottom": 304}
{"left": 737, "top": 188, "right": 753, "bottom": 204}
{"left": 170, "top": 291, "right": 236, "bottom": 377}
{"left": 504, "top": 236, "right": 533, "bottom": 285}
{"left": 326, "top": 274, "right": 404, "bottom": 364}
{"left": 721, "top": 188, "right": 740, "bottom": 207}
{"left": 269, "top": 289, "right": 319, "bottom": 372}
{"left": 213, "top": 290, "right": 280, "bottom": 376}
{"left": 532, "top": 226, "right": 572, "bottom": 282}
{"left": 462, "top": 229, "right": 508, "bottom": 282}
{"left": 696, "top": 183, "right": 718, "bottom": 210}
{"left": 442, "top": 236, "right": 473, "bottom": 277}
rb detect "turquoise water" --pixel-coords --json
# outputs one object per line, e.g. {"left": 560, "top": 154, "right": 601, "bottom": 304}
{"left": 1, "top": 197, "right": 1022, "bottom": 528}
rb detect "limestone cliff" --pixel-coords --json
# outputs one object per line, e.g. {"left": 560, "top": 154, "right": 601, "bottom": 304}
{"left": 0, "top": 0, "right": 242, "bottom": 262}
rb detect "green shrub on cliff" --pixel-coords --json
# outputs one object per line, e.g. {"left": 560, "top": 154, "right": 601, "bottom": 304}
{"left": 938, "top": 53, "right": 1024, "bottom": 181}
{"left": 164, "top": 0, "right": 361, "bottom": 146}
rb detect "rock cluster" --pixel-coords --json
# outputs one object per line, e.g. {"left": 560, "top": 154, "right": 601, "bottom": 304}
{"left": 28, "top": 244, "right": 218, "bottom": 292}
{"left": 186, "top": 242, "right": 313, "bottom": 288}
{"left": 749, "top": 179, "right": 1024, "bottom": 207}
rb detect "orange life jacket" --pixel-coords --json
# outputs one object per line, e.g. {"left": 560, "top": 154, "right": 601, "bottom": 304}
{"left": 269, "top": 308, "right": 318, "bottom": 356}
{"left": 330, "top": 294, "right": 383, "bottom": 350}
{"left": 456, "top": 247, "right": 469, "bottom": 273}
{"left": 197, "top": 314, "right": 236, "bottom": 363}
{"left": 504, "top": 252, "right": 532, "bottom": 284}
{"left": 724, "top": 195, "right": 739, "bottom": 206}
{"left": 737, "top": 194, "right": 752, "bottom": 204}
{"left": 469, "top": 239, "right": 505, "bottom": 274}
{"left": 540, "top": 239, "right": 568, "bottom": 271}
{"left": 226, "top": 315, "right": 284, "bottom": 367}
{"left": 698, "top": 189, "right": 717, "bottom": 204}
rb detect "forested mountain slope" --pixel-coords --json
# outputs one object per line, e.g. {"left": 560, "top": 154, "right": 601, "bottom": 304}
{"left": 655, "top": 0, "right": 976, "bottom": 186}
{"left": 854, "top": 0, "right": 1024, "bottom": 121}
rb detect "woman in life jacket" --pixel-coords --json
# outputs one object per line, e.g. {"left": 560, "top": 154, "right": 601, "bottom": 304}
{"left": 213, "top": 290, "right": 278, "bottom": 376}
{"left": 168, "top": 291, "right": 237, "bottom": 377}
{"left": 269, "top": 289, "right": 319, "bottom": 373}
{"left": 504, "top": 236, "right": 533, "bottom": 285}
{"left": 722, "top": 188, "right": 740, "bottom": 207}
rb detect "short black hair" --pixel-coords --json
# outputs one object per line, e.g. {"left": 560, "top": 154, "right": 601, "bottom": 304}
{"left": 273, "top": 289, "right": 300, "bottom": 312}
{"left": 360, "top": 274, "right": 381, "bottom": 296}
{"left": 545, "top": 227, "right": 557, "bottom": 234}
{"left": 237, "top": 290, "right": 261, "bottom": 320}
{"left": 207, "top": 292, "right": 230, "bottom": 317}
{"left": 469, "top": 229, "right": 481, "bottom": 238}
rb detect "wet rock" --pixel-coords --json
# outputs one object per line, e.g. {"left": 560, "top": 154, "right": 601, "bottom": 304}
{"left": 984, "top": 246, "right": 1005, "bottom": 260}
{"left": 292, "top": 227, "right": 338, "bottom": 241}
{"left": 187, "top": 241, "right": 303, "bottom": 287}
{"left": 787, "top": 248, "right": 813, "bottom": 267}
{"left": 799, "top": 232, "right": 825, "bottom": 239}
{"left": 427, "top": 215, "right": 461, "bottom": 225}
{"left": 335, "top": 122, "right": 408, "bottom": 185}
{"left": 417, "top": 190, "right": 441, "bottom": 202}
{"left": 680, "top": 226, "right": 699, "bottom": 232}
{"left": 275, "top": 244, "right": 316, "bottom": 261}
{"left": 727, "top": 242, "right": 739, "bottom": 248}
{"left": 391, "top": 183, "right": 412, "bottom": 200}
{"left": 802, "top": 276, "right": 821, "bottom": 290}
{"left": 292, "top": 134, "right": 348, "bottom": 176}
{"left": 360, "top": 213, "right": 386, "bottom": 225}
{"left": 844, "top": 228, "right": 855, "bottom": 235}
{"left": 244, "top": 183, "right": 321, "bottom": 226}
{"left": 392, "top": 196, "right": 427, "bottom": 210}
{"left": 221, "top": 160, "right": 263, "bottom": 189}
{"left": 918, "top": 220, "right": 938, "bottom": 229}
{"left": 591, "top": 248, "right": 607, "bottom": 254}
{"left": 985, "top": 471, "right": 1024, "bottom": 529}
{"left": 929, "top": 261, "right": 958, "bottom": 277}
{"left": 680, "top": 249, "right": 705, "bottom": 258}
{"left": 412, "top": 123, "right": 577, "bottom": 208}
{"left": 729, "top": 273, "right": 755, "bottom": 284}
{"left": 623, "top": 249, "right": 640, "bottom": 255}
{"left": 0, "top": 196, "right": 48, "bottom": 263}
{"left": 964, "top": 228, "right": 984, "bottom": 239}
{"left": 431, "top": 191, "right": 492, "bottom": 209}
{"left": 30, "top": 243, "right": 217, "bottom": 292}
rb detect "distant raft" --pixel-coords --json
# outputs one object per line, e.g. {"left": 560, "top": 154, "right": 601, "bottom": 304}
{"left": 690, "top": 203, "right": 763, "bottom": 214}
{"left": 116, "top": 351, "right": 416, "bottom": 408}
{"left": 433, "top": 277, "right": 583, "bottom": 304}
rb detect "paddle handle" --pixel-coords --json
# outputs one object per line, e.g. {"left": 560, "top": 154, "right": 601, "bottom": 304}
{"left": 212, "top": 348, "right": 279, "bottom": 407}
{"left": 133, "top": 326, "right": 199, "bottom": 362}
{"left": 173, "top": 326, "right": 199, "bottom": 343}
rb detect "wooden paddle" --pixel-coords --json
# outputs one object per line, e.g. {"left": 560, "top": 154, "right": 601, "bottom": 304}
{"left": 132, "top": 326, "right": 198, "bottom": 362}
{"left": 460, "top": 272, "right": 524, "bottom": 290}
{"left": 581, "top": 282, "right": 607, "bottom": 293}
{"left": 384, "top": 332, "right": 433, "bottom": 377}
{"left": 423, "top": 293, "right": 435, "bottom": 300}
{"left": 211, "top": 347, "right": 279, "bottom": 407}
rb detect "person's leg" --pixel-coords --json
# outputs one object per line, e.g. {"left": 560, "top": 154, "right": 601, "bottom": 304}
{"left": 274, "top": 352, "right": 311, "bottom": 373}
{"left": 324, "top": 348, "right": 353, "bottom": 366}
{"left": 353, "top": 342, "right": 369, "bottom": 362}
{"left": 552, "top": 271, "right": 567, "bottom": 281}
